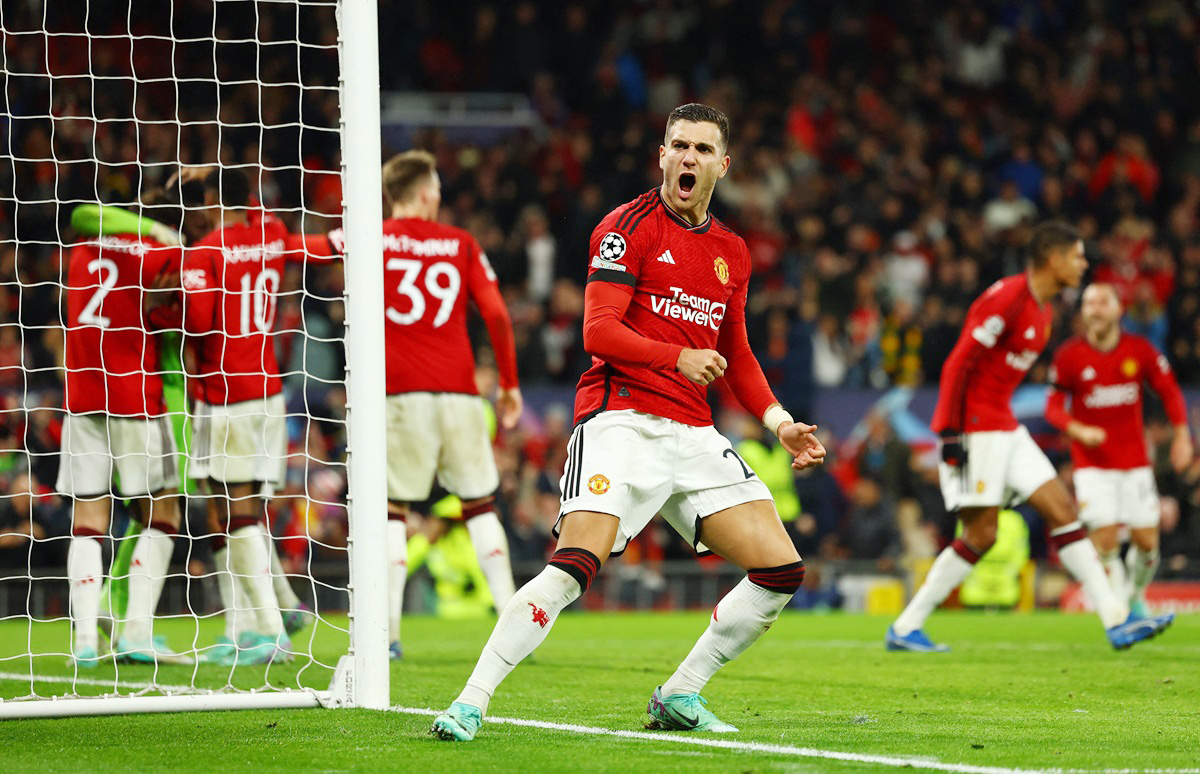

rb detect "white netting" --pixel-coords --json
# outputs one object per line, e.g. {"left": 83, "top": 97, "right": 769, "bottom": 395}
{"left": 0, "top": 0, "right": 358, "bottom": 708}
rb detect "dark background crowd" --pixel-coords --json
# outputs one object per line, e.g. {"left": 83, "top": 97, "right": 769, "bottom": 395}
{"left": 1, "top": 1, "right": 1199, "bottom": 592}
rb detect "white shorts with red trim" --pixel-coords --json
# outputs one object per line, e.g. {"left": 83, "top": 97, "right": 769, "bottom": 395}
{"left": 56, "top": 413, "right": 180, "bottom": 498}
{"left": 555, "top": 410, "right": 773, "bottom": 557}
{"left": 1073, "top": 466, "right": 1159, "bottom": 530}
{"left": 386, "top": 392, "right": 499, "bottom": 502}
{"left": 938, "top": 425, "right": 1057, "bottom": 511}
{"left": 190, "top": 394, "right": 287, "bottom": 487}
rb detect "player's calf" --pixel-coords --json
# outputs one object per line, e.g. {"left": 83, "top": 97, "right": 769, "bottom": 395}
{"left": 432, "top": 545, "right": 606, "bottom": 741}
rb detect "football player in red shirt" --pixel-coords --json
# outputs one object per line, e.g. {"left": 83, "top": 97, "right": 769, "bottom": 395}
{"left": 887, "top": 223, "right": 1174, "bottom": 653}
{"left": 291, "top": 150, "right": 523, "bottom": 660}
{"left": 1047, "top": 283, "right": 1192, "bottom": 617}
{"left": 58, "top": 193, "right": 192, "bottom": 667}
{"left": 432, "top": 104, "right": 826, "bottom": 742}
{"left": 180, "top": 168, "right": 293, "bottom": 664}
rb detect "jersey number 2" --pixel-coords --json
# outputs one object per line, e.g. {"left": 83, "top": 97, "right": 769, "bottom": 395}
{"left": 387, "top": 258, "right": 461, "bottom": 327}
{"left": 723, "top": 448, "right": 756, "bottom": 479}
{"left": 78, "top": 257, "right": 118, "bottom": 329}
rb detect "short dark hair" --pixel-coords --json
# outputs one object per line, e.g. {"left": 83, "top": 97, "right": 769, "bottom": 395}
{"left": 1027, "top": 220, "right": 1080, "bottom": 267}
{"left": 664, "top": 103, "right": 729, "bottom": 152}
{"left": 204, "top": 166, "right": 251, "bottom": 208}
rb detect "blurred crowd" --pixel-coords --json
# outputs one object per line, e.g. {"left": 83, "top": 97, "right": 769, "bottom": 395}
{"left": 2, "top": 1, "right": 1200, "bottom": 585}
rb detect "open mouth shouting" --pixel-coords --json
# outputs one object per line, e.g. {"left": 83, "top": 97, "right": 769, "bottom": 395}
{"left": 678, "top": 172, "right": 697, "bottom": 199}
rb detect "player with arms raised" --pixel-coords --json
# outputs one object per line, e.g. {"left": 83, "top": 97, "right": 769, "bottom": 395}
{"left": 432, "top": 103, "right": 825, "bottom": 742}
{"left": 180, "top": 168, "right": 292, "bottom": 663}
{"left": 886, "top": 222, "right": 1174, "bottom": 652}
{"left": 59, "top": 196, "right": 191, "bottom": 666}
{"left": 1047, "top": 283, "right": 1191, "bottom": 618}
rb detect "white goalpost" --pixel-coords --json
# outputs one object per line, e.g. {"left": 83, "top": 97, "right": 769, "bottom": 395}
{"left": 0, "top": 0, "right": 388, "bottom": 717}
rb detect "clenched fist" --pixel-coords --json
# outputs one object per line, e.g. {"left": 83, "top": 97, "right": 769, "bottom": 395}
{"left": 676, "top": 348, "right": 727, "bottom": 385}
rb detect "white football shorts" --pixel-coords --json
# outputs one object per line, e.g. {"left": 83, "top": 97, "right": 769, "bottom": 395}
{"left": 938, "top": 425, "right": 1057, "bottom": 511}
{"left": 555, "top": 409, "right": 774, "bottom": 557}
{"left": 386, "top": 392, "right": 499, "bottom": 502}
{"left": 1073, "top": 466, "right": 1160, "bottom": 530}
{"left": 57, "top": 413, "right": 180, "bottom": 498}
{"left": 190, "top": 394, "right": 287, "bottom": 487}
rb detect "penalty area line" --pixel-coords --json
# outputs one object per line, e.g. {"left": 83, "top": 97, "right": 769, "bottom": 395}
{"left": 396, "top": 706, "right": 1200, "bottom": 774}
{"left": 397, "top": 705, "right": 1041, "bottom": 774}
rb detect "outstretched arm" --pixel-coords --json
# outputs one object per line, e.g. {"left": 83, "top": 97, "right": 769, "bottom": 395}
{"left": 70, "top": 204, "right": 182, "bottom": 245}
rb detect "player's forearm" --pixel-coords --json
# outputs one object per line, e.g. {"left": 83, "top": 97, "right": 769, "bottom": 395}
{"left": 582, "top": 282, "right": 682, "bottom": 370}
{"left": 70, "top": 204, "right": 182, "bottom": 245}
{"left": 474, "top": 287, "right": 520, "bottom": 390}
{"left": 1044, "top": 389, "right": 1072, "bottom": 431}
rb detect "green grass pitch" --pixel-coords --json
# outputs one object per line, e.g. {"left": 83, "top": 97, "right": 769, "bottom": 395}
{"left": 0, "top": 611, "right": 1196, "bottom": 773}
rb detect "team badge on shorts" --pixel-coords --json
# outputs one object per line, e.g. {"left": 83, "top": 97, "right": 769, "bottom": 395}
{"left": 598, "top": 233, "right": 627, "bottom": 262}
{"left": 1122, "top": 358, "right": 1138, "bottom": 377}
{"left": 714, "top": 256, "right": 729, "bottom": 284}
{"left": 976, "top": 480, "right": 986, "bottom": 493}
{"left": 587, "top": 474, "right": 611, "bottom": 495}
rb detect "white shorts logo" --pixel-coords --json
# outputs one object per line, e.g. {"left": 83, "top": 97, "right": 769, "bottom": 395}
{"left": 598, "top": 232, "right": 627, "bottom": 261}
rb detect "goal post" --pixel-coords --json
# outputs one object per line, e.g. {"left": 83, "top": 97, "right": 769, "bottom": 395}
{"left": 0, "top": 0, "right": 388, "bottom": 718}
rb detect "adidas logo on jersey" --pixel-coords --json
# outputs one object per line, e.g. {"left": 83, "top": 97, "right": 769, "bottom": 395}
{"left": 657, "top": 249, "right": 676, "bottom": 264}
{"left": 1024, "top": 325, "right": 1036, "bottom": 340}
{"left": 1082, "top": 366, "right": 1096, "bottom": 381}
{"left": 618, "top": 387, "right": 631, "bottom": 397}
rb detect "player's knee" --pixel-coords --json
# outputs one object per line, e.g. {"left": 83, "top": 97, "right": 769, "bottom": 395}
{"left": 548, "top": 547, "right": 603, "bottom": 594}
{"left": 962, "top": 522, "right": 998, "bottom": 553}
{"left": 747, "top": 559, "right": 805, "bottom": 595}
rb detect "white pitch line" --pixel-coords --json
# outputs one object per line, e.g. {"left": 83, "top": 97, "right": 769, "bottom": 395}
{"left": 395, "top": 705, "right": 1200, "bottom": 774}
{"left": 0, "top": 671, "right": 198, "bottom": 694}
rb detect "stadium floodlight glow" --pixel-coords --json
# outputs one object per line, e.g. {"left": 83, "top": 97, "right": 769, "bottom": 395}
{"left": 0, "top": 0, "right": 388, "bottom": 718}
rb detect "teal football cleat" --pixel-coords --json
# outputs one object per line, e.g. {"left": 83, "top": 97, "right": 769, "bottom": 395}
{"left": 115, "top": 635, "right": 195, "bottom": 665}
{"left": 645, "top": 686, "right": 738, "bottom": 732}
{"left": 71, "top": 646, "right": 101, "bottom": 669}
{"left": 1128, "top": 599, "right": 1149, "bottom": 620}
{"left": 282, "top": 604, "right": 312, "bottom": 636}
{"left": 431, "top": 702, "right": 483, "bottom": 741}
{"left": 200, "top": 636, "right": 238, "bottom": 665}
{"left": 388, "top": 641, "right": 403, "bottom": 660}
{"left": 237, "top": 632, "right": 293, "bottom": 665}
{"left": 1108, "top": 612, "right": 1174, "bottom": 650}
{"left": 886, "top": 626, "right": 950, "bottom": 652}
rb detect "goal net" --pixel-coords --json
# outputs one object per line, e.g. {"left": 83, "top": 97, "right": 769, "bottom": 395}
{"left": 0, "top": 0, "right": 388, "bottom": 717}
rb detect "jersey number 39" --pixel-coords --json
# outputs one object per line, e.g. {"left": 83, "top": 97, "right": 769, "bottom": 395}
{"left": 386, "top": 258, "right": 461, "bottom": 328}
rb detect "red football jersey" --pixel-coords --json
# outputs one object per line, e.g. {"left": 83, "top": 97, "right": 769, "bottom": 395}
{"left": 329, "top": 218, "right": 515, "bottom": 396}
{"left": 931, "top": 274, "right": 1054, "bottom": 434}
{"left": 181, "top": 215, "right": 289, "bottom": 405}
{"left": 1048, "top": 333, "right": 1187, "bottom": 470}
{"left": 63, "top": 236, "right": 182, "bottom": 417}
{"left": 575, "top": 188, "right": 753, "bottom": 426}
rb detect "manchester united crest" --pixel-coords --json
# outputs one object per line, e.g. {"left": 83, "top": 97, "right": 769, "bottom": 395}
{"left": 1121, "top": 358, "right": 1138, "bottom": 377}
{"left": 714, "top": 256, "right": 729, "bottom": 284}
{"left": 588, "top": 474, "right": 611, "bottom": 495}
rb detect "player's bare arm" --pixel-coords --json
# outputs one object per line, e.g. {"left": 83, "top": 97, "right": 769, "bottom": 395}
{"left": 496, "top": 387, "right": 523, "bottom": 430}
{"left": 1170, "top": 427, "right": 1193, "bottom": 472}
{"left": 1066, "top": 420, "right": 1106, "bottom": 447}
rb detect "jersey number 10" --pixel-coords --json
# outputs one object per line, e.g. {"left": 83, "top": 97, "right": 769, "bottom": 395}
{"left": 239, "top": 269, "right": 281, "bottom": 334}
{"left": 387, "top": 258, "right": 461, "bottom": 328}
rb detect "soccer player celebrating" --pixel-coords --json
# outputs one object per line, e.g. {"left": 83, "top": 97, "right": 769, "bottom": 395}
{"left": 431, "top": 103, "right": 825, "bottom": 742}
{"left": 180, "top": 168, "right": 292, "bottom": 664}
{"left": 1046, "top": 283, "right": 1192, "bottom": 617}
{"left": 886, "top": 222, "right": 1175, "bottom": 652}
{"left": 339, "top": 149, "right": 522, "bottom": 659}
{"left": 59, "top": 195, "right": 192, "bottom": 667}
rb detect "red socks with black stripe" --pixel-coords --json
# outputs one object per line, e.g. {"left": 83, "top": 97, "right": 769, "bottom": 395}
{"left": 660, "top": 560, "right": 805, "bottom": 697}
{"left": 454, "top": 547, "right": 601, "bottom": 715}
